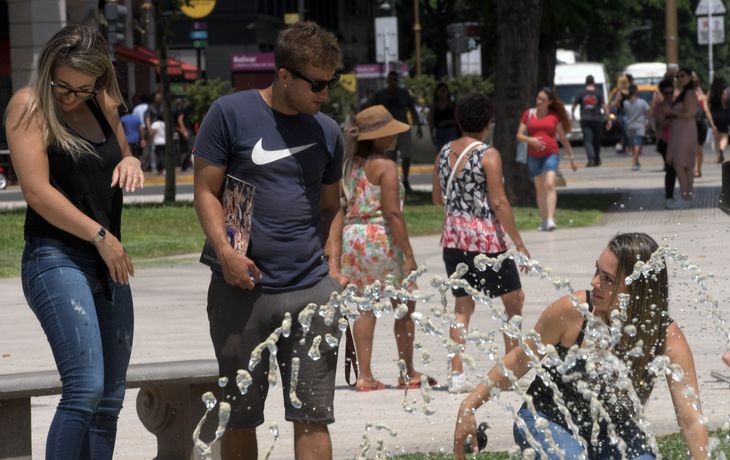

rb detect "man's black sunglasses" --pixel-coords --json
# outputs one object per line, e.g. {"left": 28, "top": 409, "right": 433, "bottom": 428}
{"left": 283, "top": 67, "right": 340, "bottom": 93}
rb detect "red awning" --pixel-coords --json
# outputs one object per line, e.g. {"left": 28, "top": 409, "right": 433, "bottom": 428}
{"left": 113, "top": 45, "right": 199, "bottom": 80}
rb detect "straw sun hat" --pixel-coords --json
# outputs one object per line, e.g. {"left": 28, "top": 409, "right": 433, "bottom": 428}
{"left": 347, "top": 105, "right": 410, "bottom": 141}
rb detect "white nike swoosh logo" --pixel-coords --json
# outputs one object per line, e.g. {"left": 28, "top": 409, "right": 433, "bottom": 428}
{"left": 251, "top": 138, "right": 316, "bottom": 165}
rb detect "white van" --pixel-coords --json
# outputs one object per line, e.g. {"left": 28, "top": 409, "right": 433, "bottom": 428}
{"left": 554, "top": 63, "right": 610, "bottom": 141}
{"left": 624, "top": 62, "right": 667, "bottom": 85}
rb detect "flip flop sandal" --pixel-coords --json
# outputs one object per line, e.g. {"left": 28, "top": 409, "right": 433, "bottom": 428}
{"left": 396, "top": 375, "right": 438, "bottom": 389}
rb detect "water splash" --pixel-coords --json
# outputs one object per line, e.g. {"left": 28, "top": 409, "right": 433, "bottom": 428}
{"left": 192, "top": 392, "right": 230, "bottom": 458}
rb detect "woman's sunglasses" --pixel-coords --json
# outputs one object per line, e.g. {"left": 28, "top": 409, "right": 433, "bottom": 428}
{"left": 283, "top": 67, "right": 340, "bottom": 93}
{"left": 50, "top": 81, "right": 97, "bottom": 100}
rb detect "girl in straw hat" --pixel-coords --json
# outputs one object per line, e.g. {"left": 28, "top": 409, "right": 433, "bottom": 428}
{"left": 330, "top": 104, "right": 435, "bottom": 392}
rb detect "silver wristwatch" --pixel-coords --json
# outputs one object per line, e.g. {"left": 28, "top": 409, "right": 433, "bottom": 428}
{"left": 91, "top": 227, "right": 107, "bottom": 245}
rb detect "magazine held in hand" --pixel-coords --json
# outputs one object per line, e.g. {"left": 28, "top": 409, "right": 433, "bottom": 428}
{"left": 200, "top": 174, "right": 255, "bottom": 271}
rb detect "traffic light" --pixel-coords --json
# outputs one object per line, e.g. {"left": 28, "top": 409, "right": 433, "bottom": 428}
{"left": 447, "top": 22, "right": 481, "bottom": 54}
{"left": 104, "top": 1, "right": 128, "bottom": 45}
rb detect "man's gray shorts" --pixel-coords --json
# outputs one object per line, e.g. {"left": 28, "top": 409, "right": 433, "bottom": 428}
{"left": 207, "top": 275, "right": 343, "bottom": 428}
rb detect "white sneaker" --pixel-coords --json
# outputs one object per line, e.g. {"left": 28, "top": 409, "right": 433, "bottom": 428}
{"left": 449, "top": 373, "right": 476, "bottom": 394}
{"left": 545, "top": 219, "right": 557, "bottom": 231}
{"left": 667, "top": 199, "right": 690, "bottom": 210}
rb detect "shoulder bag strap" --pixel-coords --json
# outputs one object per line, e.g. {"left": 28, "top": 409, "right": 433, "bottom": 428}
{"left": 443, "top": 141, "right": 483, "bottom": 202}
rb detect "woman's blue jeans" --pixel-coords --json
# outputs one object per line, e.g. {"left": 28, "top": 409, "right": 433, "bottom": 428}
{"left": 513, "top": 405, "right": 655, "bottom": 459}
{"left": 21, "top": 237, "right": 134, "bottom": 459}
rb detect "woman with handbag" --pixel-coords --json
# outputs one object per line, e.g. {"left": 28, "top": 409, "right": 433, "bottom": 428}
{"left": 432, "top": 94, "right": 530, "bottom": 394}
{"left": 516, "top": 87, "right": 577, "bottom": 231}
{"left": 329, "top": 104, "right": 434, "bottom": 392}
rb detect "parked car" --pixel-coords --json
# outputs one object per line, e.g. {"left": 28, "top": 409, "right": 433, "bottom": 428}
{"left": 624, "top": 62, "right": 667, "bottom": 86}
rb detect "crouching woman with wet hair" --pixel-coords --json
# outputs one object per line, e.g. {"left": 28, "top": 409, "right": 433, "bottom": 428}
{"left": 453, "top": 233, "right": 708, "bottom": 459}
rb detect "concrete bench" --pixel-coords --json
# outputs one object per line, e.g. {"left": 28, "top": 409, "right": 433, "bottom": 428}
{"left": 0, "top": 359, "right": 222, "bottom": 460}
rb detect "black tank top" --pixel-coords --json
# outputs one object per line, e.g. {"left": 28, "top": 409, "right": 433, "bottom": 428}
{"left": 24, "top": 97, "right": 124, "bottom": 252}
{"left": 432, "top": 103, "right": 456, "bottom": 128}
{"left": 525, "top": 292, "right": 672, "bottom": 454}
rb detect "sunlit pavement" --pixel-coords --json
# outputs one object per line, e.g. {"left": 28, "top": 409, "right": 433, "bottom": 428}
{"left": 0, "top": 144, "right": 728, "bottom": 458}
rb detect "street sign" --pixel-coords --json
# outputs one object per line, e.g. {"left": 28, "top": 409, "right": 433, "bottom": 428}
{"left": 375, "top": 17, "right": 398, "bottom": 64}
{"left": 190, "top": 30, "right": 208, "bottom": 40}
{"left": 193, "top": 40, "right": 207, "bottom": 49}
{"left": 698, "top": 16, "right": 725, "bottom": 44}
{"left": 695, "top": 0, "right": 726, "bottom": 15}
{"left": 193, "top": 22, "right": 208, "bottom": 30}
{"left": 284, "top": 13, "right": 299, "bottom": 25}
{"left": 180, "top": 0, "right": 216, "bottom": 19}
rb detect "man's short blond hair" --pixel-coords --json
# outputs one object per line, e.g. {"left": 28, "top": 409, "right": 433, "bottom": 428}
{"left": 275, "top": 21, "right": 342, "bottom": 72}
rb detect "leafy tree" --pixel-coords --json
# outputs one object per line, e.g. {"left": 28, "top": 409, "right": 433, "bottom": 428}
{"left": 493, "top": 0, "right": 543, "bottom": 205}
{"left": 185, "top": 78, "right": 233, "bottom": 125}
{"left": 321, "top": 85, "right": 358, "bottom": 126}
{"left": 404, "top": 74, "right": 438, "bottom": 107}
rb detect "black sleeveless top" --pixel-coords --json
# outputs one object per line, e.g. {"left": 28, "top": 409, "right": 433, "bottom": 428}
{"left": 24, "top": 97, "right": 124, "bottom": 252}
{"left": 525, "top": 292, "right": 671, "bottom": 455}
{"left": 432, "top": 103, "right": 456, "bottom": 128}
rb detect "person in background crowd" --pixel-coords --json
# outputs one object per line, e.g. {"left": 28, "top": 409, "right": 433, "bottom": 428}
{"left": 610, "top": 74, "right": 632, "bottom": 154}
{"left": 622, "top": 84, "right": 651, "bottom": 171}
{"left": 692, "top": 72, "right": 715, "bottom": 178}
{"left": 144, "top": 92, "right": 162, "bottom": 172}
{"left": 132, "top": 93, "right": 150, "bottom": 170}
{"left": 454, "top": 233, "right": 709, "bottom": 460}
{"left": 516, "top": 87, "right": 577, "bottom": 231}
{"left": 708, "top": 76, "right": 728, "bottom": 164}
{"left": 428, "top": 82, "right": 460, "bottom": 152}
{"left": 433, "top": 94, "right": 530, "bottom": 394}
{"left": 665, "top": 68, "right": 698, "bottom": 209}
{"left": 366, "top": 71, "right": 423, "bottom": 193}
{"left": 149, "top": 113, "right": 166, "bottom": 175}
{"left": 572, "top": 75, "right": 610, "bottom": 167}
{"left": 4, "top": 24, "right": 143, "bottom": 459}
{"left": 332, "top": 105, "right": 434, "bottom": 392}
{"left": 193, "top": 21, "right": 346, "bottom": 460}
{"left": 650, "top": 78, "right": 679, "bottom": 208}
{"left": 121, "top": 97, "right": 145, "bottom": 159}
{"left": 174, "top": 97, "right": 193, "bottom": 172}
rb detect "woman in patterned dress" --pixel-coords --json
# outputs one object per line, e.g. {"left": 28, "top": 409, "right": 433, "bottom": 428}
{"left": 432, "top": 94, "right": 531, "bottom": 394}
{"left": 331, "top": 105, "right": 434, "bottom": 392}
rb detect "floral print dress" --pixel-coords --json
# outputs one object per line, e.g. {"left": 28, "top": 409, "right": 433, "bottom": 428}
{"left": 437, "top": 142, "right": 509, "bottom": 254}
{"left": 341, "top": 159, "right": 407, "bottom": 290}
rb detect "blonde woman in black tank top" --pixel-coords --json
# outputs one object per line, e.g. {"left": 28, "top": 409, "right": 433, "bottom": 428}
{"left": 5, "top": 25, "right": 143, "bottom": 458}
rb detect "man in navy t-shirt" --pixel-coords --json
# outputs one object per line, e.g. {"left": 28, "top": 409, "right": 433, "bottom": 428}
{"left": 193, "top": 21, "right": 346, "bottom": 459}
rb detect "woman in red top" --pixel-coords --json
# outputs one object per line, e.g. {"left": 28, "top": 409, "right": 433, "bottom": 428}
{"left": 516, "top": 87, "right": 577, "bottom": 231}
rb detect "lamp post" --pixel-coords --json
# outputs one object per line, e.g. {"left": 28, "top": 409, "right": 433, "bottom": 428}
{"left": 413, "top": 0, "right": 421, "bottom": 76}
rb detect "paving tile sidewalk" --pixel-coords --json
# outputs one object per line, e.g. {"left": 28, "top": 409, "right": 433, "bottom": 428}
{"left": 1, "top": 149, "right": 728, "bottom": 458}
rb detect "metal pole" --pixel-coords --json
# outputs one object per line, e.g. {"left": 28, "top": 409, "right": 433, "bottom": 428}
{"left": 708, "top": 7, "right": 714, "bottom": 82}
{"left": 665, "top": 0, "right": 679, "bottom": 70}
{"left": 413, "top": 0, "right": 421, "bottom": 76}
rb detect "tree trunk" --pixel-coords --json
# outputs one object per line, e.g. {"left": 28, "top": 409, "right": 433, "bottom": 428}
{"left": 537, "top": 34, "right": 557, "bottom": 89}
{"left": 494, "top": 0, "right": 543, "bottom": 205}
{"left": 155, "top": 2, "right": 176, "bottom": 203}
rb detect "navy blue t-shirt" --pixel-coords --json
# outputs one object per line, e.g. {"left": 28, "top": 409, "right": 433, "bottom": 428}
{"left": 194, "top": 90, "right": 343, "bottom": 292}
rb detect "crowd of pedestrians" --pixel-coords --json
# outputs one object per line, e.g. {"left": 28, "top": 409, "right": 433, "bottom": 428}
{"left": 6, "top": 17, "right": 730, "bottom": 460}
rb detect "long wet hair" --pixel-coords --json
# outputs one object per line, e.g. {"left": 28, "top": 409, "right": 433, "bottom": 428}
{"left": 606, "top": 233, "right": 670, "bottom": 403}
{"left": 9, "top": 24, "right": 123, "bottom": 160}
{"left": 539, "top": 87, "right": 571, "bottom": 133}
